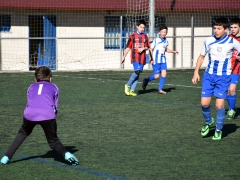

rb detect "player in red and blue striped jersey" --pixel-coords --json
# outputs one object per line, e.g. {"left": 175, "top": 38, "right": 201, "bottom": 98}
{"left": 0, "top": 66, "right": 79, "bottom": 165}
{"left": 121, "top": 19, "right": 153, "bottom": 96}
{"left": 192, "top": 17, "right": 240, "bottom": 140}
{"left": 226, "top": 17, "right": 240, "bottom": 120}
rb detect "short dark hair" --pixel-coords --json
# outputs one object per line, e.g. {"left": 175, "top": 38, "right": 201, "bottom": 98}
{"left": 230, "top": 17, "right": 240, "bottom": 26}
{"left": 137, "top": 19, "right": 146, "bottom": 27}
{"left": 159, "top": 25, "right": 168, "bottom": 31}
{"left": 35, "top": 66, "right": 52, "bottom": 82}
{"left": 213, "top": 17, "right": 229, "bottom": 29}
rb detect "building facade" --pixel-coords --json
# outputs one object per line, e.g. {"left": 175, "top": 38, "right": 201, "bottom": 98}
{"left": 0, "top": 0, "right": 239, "bottom": 71}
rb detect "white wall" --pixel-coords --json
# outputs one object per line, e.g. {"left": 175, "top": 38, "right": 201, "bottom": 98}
{"left": 57, "top": 27, "right": 121, "bottom": 70}
{"left": 193, "top": 27, "right": 213, "bottom": 68}
{"left": 1, "top": 26, "right": 29, "bottom": 71}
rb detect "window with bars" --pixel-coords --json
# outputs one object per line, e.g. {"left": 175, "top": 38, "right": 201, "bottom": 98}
{"left": 0, "top": 14, "right": 11, "bottom": 32}
{"left": 104, "top": 16, "right": 165, "bottom": 49}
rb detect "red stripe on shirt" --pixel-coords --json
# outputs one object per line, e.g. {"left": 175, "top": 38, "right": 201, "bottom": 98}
{"left": 229, "top": 34, "right": 240, "bottom": 75}
{"left": 126, "top": 32, "right": 150, "bottom": 65}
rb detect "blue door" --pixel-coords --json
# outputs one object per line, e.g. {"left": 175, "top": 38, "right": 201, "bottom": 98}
{"left": 38, "top": 16, "right": 56, "bottom": 70}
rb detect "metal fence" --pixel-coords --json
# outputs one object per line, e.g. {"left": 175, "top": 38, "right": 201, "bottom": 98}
{"left": 0, "top": 35, "right": 211, "bottom": 71}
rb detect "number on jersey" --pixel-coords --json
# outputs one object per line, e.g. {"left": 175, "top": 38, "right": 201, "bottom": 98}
{"left": 38, "top": 84, "right": 44, "bottom": 95}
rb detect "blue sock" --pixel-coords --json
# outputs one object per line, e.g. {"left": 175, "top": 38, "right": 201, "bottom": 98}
{"left": 228, "top": 94, "right": 236, "bottom": 110}
{"left": 202, "top": 106, "right": 212, "bottom": 124}
{"left": 147, "top": 75, "right": 155, "bottom": 82}
{"left": 226, "top": 94, "right": 230, "bottom": 107}
{"left": 158, "top": 77, "right": 166, "bottom": 90}
{"left": 216, "top": 108, "right": 225, "bottom": 131}
{"left": 131, "top": 75, "right": 139, "bottom": 91}
{"left": 127, "top": 73, "right": 138, "bottom": 87}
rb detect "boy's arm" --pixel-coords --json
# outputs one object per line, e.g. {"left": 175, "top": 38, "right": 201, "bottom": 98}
{"left": 26, "top": 84, "right": 32, "bottom": 102}
{"left": 150, "top": 39, "right": 156, "bottom": 50}
{"left": 122, "top": 35, "right": 132, "bottom": 64}
{"left": 143, "top": 36, "right": 154, "bottom": 62}
{"left": 236, "top": 52, "right": 240, "bottom": 61}
{"left": 54, "top": 87, "right": 59, "bottom": 114}
{"left": 166, "top": 48, "right": 179, "bottom": 54}
{"left": 148, "top": 48, "right": 154, "bottom": 63}
{"left": 139, "top": 46, "right": 150, "bottom": 52}
{"left": 139, "top": 36, "right": 152, "bottom": 53}
{"left": 192, "top": 38, "right": 208, "bottom": 84}
{"left": 121, "top": 48, "right": 131, "bottom": 64}
{"left": 233, "top": 40, "right": 240, "bottom": 60}
{"left": 192, "top": 55, "right": 205, "bottom": 84}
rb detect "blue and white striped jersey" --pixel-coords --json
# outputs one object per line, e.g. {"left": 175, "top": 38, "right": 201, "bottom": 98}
{"left": 151, "top": 36, "right": 169, "bottom": 64}
{"left": 201, "top": 35, "right": 240, "bottom": 75}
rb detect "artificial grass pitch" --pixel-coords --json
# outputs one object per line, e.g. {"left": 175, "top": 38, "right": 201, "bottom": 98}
{"left": 0, "top": 70, "right": 240, "bottom": 180}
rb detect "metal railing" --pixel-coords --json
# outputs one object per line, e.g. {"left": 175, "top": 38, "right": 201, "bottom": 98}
{"left": 0, "top": 35, "right": 210, "bottom": 71}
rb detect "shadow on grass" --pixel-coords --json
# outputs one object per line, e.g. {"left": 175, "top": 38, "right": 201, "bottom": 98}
{"left": 202, "top": 123, "right": 240, "bottom": 139}
{"left": 138, "top": 87, "right": 176, "bottom": 94}
{"left": 11, "top": 146, "right": 78, "bottom": 165}
{"left": 163, "top": 87, "right": 177, "bottom": 93}
{"left": 233, "top": 107, "right": 240, "bottom": 119}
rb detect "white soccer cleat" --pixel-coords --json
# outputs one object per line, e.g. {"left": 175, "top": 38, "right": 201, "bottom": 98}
{"left": 64, "top": 152, "right": 79, "bottom": 165}
{"left": 0, "top": 156, "right": 10, "bottom": 165}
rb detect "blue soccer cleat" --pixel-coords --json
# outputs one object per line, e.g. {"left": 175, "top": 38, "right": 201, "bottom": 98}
{"left": 64, "top": 152, "right": 79, "bottom": 165}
